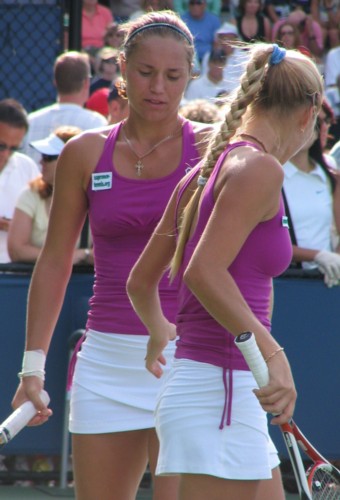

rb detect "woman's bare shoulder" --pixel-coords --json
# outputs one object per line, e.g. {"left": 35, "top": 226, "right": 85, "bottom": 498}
{"left": 61, "top": 125, "right": 116, "bottom": 155}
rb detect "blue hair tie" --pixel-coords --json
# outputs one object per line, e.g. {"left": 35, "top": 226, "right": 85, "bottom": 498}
{"left": 197, "top": 175, "right": 208, "bottom": 187}
{"left": 270, "top": 44, "right": 286, "bottom": 65}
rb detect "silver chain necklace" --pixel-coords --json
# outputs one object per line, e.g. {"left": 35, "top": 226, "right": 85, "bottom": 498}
{"left": 122, "top": 121, "right": 182, "bottom": 176}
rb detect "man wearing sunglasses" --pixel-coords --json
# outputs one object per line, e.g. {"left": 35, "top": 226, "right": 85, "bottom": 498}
{"left": 0, "top": 99, "right": 40, "bottom": 263}
{"left": 181, "top": 0, "right": 221, "bottom": 63}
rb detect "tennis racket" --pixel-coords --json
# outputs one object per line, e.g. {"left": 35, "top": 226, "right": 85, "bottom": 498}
{"left": 0, "top": 390, "right": 50, "bottom": 448}
{"left": 235, "top": 332, "right": 340, "bottom": 500}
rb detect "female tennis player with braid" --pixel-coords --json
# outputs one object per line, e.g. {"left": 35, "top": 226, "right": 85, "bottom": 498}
{"left": 127, "top": 43, "right": 324, "bottom": 499}
{"left": 11, "top": 11, "right": 213, "bottom": 500}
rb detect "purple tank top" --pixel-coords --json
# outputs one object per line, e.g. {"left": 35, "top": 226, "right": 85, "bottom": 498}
{"left": 175, "top": 142, "right": 293, "bottom": 370}
{"left": 86, "top": 120, "right": 200, "bottom": 334}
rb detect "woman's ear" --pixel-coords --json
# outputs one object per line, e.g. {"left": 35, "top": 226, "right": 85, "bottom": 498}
{"left": 299, "top": 105, "right": 316, "bottom": 132}
{"left": 119, "top": 54, "right": 126, "bottom": 80}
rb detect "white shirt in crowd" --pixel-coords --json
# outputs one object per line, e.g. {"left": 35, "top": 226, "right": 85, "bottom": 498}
{"left": 184, "top": 73, "right": 228, "bottom": 102}
{"left": 200, "top": 48, "right": 247, "bottom": 95}
{"left": 21, "top": 103, "right": 107, "bottom": 164}
{"left": 324, "top": 46, "right": 340, "bottom": 88}
{"left": 283, "top": 160, "right": 334, "bottom": 269}
{"left": 0, "top": 153, "right": 40, "bottom": 263}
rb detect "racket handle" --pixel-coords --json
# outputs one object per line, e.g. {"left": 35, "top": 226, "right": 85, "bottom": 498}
{"left": 0, "top": 390, "right": 50, "bottom": 447}
{"left": 234, "top": 332, "right": 269, "bottom": 388}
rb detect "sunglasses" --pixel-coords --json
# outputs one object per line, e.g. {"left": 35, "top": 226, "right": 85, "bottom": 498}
{"left": 41, "top": 154, "right": 59, "bottom": 162}
{"left": 189, "top": 0, "right": 204, "bottom": 4}
{"left": 0, "top": 142, "right": 21, "bottom": 153}
{"left": 103, "top": 58, "right": 118, "bottom": 64}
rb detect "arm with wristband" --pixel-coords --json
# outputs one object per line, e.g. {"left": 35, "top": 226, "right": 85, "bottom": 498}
{"left": 11, "top": 130, "right": 91, "bottom": 425}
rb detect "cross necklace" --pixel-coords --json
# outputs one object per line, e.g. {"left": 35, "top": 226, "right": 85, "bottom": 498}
{"left": 122, "top": 120, "right": 182, "bottom": 176}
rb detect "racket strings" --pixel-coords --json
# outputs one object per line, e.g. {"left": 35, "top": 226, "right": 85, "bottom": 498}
{"left": 308, "top": 464, "right": 340, "bottom": 499}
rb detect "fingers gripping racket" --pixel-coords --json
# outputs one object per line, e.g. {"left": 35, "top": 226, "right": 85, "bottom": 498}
{"left": 235, "top": 332, "right": 340, "bottom": 500}
{"left": 0, "top": 391, "right": 50, "bottom": 448}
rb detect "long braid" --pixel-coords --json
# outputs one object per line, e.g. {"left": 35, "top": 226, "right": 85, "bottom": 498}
{"left": 170, "top": 45, "right": 274, "bottom": 280}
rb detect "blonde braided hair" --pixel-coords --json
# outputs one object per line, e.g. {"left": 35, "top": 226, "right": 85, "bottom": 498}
{"left": 170, "top": 43, "right": 322, "bottom": 279}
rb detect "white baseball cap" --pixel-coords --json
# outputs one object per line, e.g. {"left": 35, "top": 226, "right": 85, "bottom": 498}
{"left": 30, "top": 134, "right": 65, "bottom": 155}
{"left": 215, "top": 22, "right": 239, "bottom": 38}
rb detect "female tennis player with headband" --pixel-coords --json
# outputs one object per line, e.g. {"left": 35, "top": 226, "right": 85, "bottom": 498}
{"left": 127, "top": 43, "right": 324, "bottom": 499}
{"left": 11, "top": 11, "right": 213, "bottom": 500}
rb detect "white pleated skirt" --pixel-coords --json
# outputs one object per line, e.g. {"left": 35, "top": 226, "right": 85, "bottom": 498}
{"left": 69, "top": 329, "right": 176, "bottom": 434}
{"left": 155, "top": 359, "right": 280, "bottom": 480}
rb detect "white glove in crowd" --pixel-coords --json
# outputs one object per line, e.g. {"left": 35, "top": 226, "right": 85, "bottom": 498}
{"left": 315, "top": 250, "right": 340, "bottom": 288}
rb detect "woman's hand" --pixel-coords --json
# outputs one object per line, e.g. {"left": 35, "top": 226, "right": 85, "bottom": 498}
{"left": 253, "top": 352, "right": 297, "bottom": 424}
{"left": 12, "top": 378, "right": 52, "bottom": 427}
{"left": 0, "top": 217, "right": 10, "bottom": 231}
{"left": 145, "top": 322, "right": 176, "bottom": 378}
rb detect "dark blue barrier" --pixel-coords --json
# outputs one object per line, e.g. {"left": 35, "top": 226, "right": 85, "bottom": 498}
{"left": 0, "top": 266, "right": 339, "bottom": 460}
{"left": 0, "top": 264, "right": 93, "bottom": 456}
{"left": 271, "top": 269, "right": 340, "bottom": 460}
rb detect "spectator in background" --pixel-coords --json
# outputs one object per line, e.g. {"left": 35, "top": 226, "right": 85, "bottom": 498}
{"left": 82, "top": 0, "right": 114, "bottom": 51}
{"left": 8, "top": 126, "right": 93, "bottom": 265}
{"left": 201, "top": 22, "right": 247, "bottom": 95}
{"left": 330, "top": 135, "right": 340, "bottom": 169}
{"left": 184, "top": 49, "right": 228, "bottom": 101}
{"left": 86, "top": 84, "right": 129, "bottom": 124}
{"left": 90, "top": 47, "right": 120, "bottom": 95}
{"left": 103, "top": 22, "right": 125, "bottom": 49}
{"left": 0, "top": 99, "right": 40, "bottom": 263}
{"left": 319, "top": 98, "right": 337, "bottom": 155}
{"left": 107, "top": 84, "right": 129, "bottom": 124}
{"left": 275, "top": 20, "right": 302, "bottom": 49}
{"left": 86, "top": 87, "right": 110, "bottom": 118}
{"left": 324, "top": 45, "right": 340, "bottom": 89}
{"left": 283, "top": 102, "right": 340, "bottom": 286}
{"left": 130, "top": 0, "right": 172, "bottom": 20}
{"left": 109, "top": 0, "right": 142, "bottom": 22}
{"left": 179, "top": 97, "right": 222, "bottom": 123}
{"left": 272, "top": 8, "right": 324, "bottom": 59}
{"left": 234, "top": 0, "right": 272, "bottom": 43}
{"left": 21, "top": 51, "right": 107, "bottom": 165}
{"left": 181, "top": 0, "right": 221, "bottom": 63}
{"left": 325, "top": 75, "right": 340, "bottom": 146}
{"left": 264, "top": 0, "right": 292, "bottom": 24}
{"left": 311, "top": 0, "right": 340, "bottom": 48}
{"left": 173, "top": 0, "right": 221, "bottom": 15}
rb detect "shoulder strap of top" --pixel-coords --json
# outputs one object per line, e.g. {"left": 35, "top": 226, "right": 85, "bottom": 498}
{"left": 94, "top": 122, "right": 122, "bottom": 172}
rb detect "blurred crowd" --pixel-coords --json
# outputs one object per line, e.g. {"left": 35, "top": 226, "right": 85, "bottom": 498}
{"left": 80, "top": 0, "right": 340, "bottom": 148}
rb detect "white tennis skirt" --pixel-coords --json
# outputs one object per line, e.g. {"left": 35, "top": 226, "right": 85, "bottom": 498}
{"left": 69, "top": 329, "right": 176, "bottom": 434}
{"left": 155, "top": 359, "right": 280, "bottom": 480}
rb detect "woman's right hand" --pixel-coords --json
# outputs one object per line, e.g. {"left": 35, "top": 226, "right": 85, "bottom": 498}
{"left": 12, "top": 377, "right": 52, "bottom": 426}
{"left": 253, "top": 351, "right": 297, "bottom": 424}
{"left": 145, "top": 322, "right": 176, "bottom": 378}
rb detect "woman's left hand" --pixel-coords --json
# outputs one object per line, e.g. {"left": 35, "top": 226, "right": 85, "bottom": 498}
{"left": 145, "top": 322, "right": 176, "bottom": 378}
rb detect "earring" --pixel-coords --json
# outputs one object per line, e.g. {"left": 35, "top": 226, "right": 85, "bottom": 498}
{"left": 116, "top": 79, "right": 128, "bottom": 100}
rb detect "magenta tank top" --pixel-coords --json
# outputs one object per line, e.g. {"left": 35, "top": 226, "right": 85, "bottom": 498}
{"left": 86, "top": 120, "right": 200, "bottom": 334}
{"left": 175, "top": 142, "right": 293, "bottom": 370}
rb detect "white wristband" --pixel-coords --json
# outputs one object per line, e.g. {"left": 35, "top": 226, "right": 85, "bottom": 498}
{"left": 18, "top": 350, "right": 46, "bottom": 381}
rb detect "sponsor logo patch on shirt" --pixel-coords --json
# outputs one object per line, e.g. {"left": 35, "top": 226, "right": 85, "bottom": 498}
{"left": 92, "top": 172, "right": 112, "bottom": 190}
